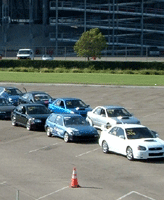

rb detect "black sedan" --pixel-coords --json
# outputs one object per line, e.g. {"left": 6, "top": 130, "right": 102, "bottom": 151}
{"left": 18, "top": 91, "right": 55, "bottom": 107}
{"left": 11, "top": 104, "right": 51, "bottom": 131}
{"left": 0, "top": 97, "right": 15, "bottom": 119}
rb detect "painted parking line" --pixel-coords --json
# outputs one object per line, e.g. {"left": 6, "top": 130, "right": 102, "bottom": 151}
{"left": 75, "top": 147, "right": 100, "bottom": 157}
{"left": 35, "top": 186, "right": 69, "bottom": 200}
{"left": 28, "top": 143, "right": 60, "bottom": 153}
{"left": 116, "top": 191, "right": 156, "bottom": 200}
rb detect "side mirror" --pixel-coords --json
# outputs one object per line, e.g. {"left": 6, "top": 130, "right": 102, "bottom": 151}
{"left": 119, "top": 135, "right": 125, "bottom": 139}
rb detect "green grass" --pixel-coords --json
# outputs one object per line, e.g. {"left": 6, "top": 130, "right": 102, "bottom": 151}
{"left": 0, "top": 71, "right": 163, "bottom": 86}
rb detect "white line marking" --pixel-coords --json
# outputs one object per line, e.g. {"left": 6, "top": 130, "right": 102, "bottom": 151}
{"left": 0, "top": 181, "right": 6, "bottom": 185}
{"left": 35, "top": 186, "right": 69, "bottom": 200}
{"left": 116, "top": 191, "right": 156, "bottom": 200}
{"left": 142, "top": 112, "right": 159, "bottom": 118}
{"left": 28, "top": 143, "right": 59, "bottom": 153}
{"left": 75, "top": 147, "right": 100, "bottom": 157}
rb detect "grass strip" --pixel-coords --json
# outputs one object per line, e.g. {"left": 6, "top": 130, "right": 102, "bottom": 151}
{"left": 0, "top": 72, "right": 163, "bottom": 86}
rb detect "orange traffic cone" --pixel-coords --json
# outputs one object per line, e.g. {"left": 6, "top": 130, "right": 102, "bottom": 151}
{"left": 70, "top": 167, "right": 80, "bottom": 188}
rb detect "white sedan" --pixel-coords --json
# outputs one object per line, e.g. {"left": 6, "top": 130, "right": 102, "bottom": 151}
{"left": 99, "top": 124, "right": 164, "bottom": 161}
{"left": 86, "top": 105, "right": 140, "bottom": 130}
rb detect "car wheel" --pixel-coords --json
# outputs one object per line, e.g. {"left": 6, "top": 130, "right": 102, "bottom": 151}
{"left": 26, "top": 120, "right": 32, "bottom": 131}
{"left": 126, "top": 147, "right": 134, "bottom": 161}
{"left": 64, "top": 132, "right": 69, "bottom": 143}
{"left": 102, "top": 140, "right": 109, "bottom": 153}
{"left": 11, "top": 116, "right": 17, "bottom": 126}
{"left": 46, "top": 127, "right": 52, "bottom": 137}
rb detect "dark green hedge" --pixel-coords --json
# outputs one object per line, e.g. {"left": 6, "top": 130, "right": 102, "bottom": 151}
{"left": 0, "top": 60, "right": 164, "bottom": 70}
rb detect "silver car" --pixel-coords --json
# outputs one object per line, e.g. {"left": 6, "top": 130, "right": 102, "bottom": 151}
{"left": 86, "top": 105, "right": 140, "bottom": 130}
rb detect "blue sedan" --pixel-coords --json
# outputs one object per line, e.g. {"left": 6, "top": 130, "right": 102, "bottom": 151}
{"left": 44, "top": 113, "right": 99, "bottom": 142}
{"left": 48, "top": 98, "right": 92, "bottom": 118}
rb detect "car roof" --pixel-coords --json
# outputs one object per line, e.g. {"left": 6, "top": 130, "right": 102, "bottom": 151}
{"left": 50, "top": 113, "right": 81, "bottom": 117}
{"left": 97, "top": 105, "right": 124, "bottom": 109}
{"left": 25, "top": 91, "right": 49, "bottom": 95}
{"left": 18, "top": 49, "right": 32, "bottom": 51}
{"left": 18, "top": 103, "right": 46, "bottom": 107}
{"left": 55, "top": 98, "right": 81, "bottom": 101}
{"left": 0, "top": 86, "right": 19, "bottom": 89}
{"left": 112, "top": 124, "right": 146, "bottom": 129}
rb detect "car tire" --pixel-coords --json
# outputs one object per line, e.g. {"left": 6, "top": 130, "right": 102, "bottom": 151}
{"left": 11, "top": 116, "right": 17, "bottom": 126}
{"left": 126, "top": 147, "right": 134, "bottom": 161}
{"left": 64, "top": 132, "right": 69, "bottom": 143}
{"left": 26, "top": 120, "right": 32, "bottom": 131}
{"left": 102, "top": 140, "right": 109, "bottom": 153}
{"left": 46, "top": 127, "right": 52, "bottom": 137}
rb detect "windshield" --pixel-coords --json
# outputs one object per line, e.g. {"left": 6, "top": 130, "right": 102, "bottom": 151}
{"left": 64, "top": 116, "right": 87, "bottom": 126}
{"left": 18, "top": 50, "right": 31, "bottom": 54}
{"left": 5, "top": 88, "right": 22, "bottom": 96}
{"left": 65, "top": 100, "right": 87, "bottom": 109}
{"left": 0, "top": 98, "right": 9, "bottom": 105}
{"left": 107, "top": 108, "right": 132, "bottom": 117}
{"left": 34, "top": 94, "right": 51, "bottom": 101}
{"left": 126, "top": 127, "right": 155, "bottom": 139}
{"left": 27, "top": 106, "right": 50, "bottom": 114}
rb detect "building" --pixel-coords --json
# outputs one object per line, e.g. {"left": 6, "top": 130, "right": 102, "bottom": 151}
{"left": 0, "top": 0, "right": 164, "bottom": 57}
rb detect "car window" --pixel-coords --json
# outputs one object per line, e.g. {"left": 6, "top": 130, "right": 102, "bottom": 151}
{"left": 34, "top": 94, "right": 50, "bottom": 101}
{"left": 0, "top": 98, "right": 8, "bottom": 105}
{"left": 107, "top": 108, "right": 131, "bottom": 117}
{"left": 48, "top": 115, "right": 56, "bottom": 122}
{"left": 109, "top": 127, "right": 118, "bottom": 136}
{"left": 22, "top": 93, "right": 30, "bottom": 99}
{"left": 65, "top": 100, "right": 87, "bottom": 108}
{"left": 54, "top": 100, "right": 61, "bottom": 106}
{"left": 5, "top": 88, "right": 22, "bottom": 95}
{"left": 116, "top": 127, "right": 125, "bottom": 138}
{"left": 93, "top": 107, "right": 101, "bottom": 115}
{"left": 26, "top": 106, "right": 50, "bottom": 114}
{"left": 64, "top": 116, "right": 87, "bottom": 126}
{"left": 16, "top": 105, "right": 24, "bottom": 113}
{"left": 126, "top": 127, "right": 154, "bottom": 139}
{"left": 56, "top": 115, "right": 63, "bottom": 126}
{"left": 100, "top": 108, "right": 106, "bottom": 117}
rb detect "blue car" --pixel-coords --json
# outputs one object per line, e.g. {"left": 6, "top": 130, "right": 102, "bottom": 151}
{"left": 48, "top": 98, "right": 92, "bottom": 118}
{"left": 0, "top": 86, "right": 24, "bottom": 106}
{"left": 45, "top": 113, "right": 99, "bottom": 142}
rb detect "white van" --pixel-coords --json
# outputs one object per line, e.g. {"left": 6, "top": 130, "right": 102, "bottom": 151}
{"left": 16, "top": 49, "right": 34, "bottom": 60}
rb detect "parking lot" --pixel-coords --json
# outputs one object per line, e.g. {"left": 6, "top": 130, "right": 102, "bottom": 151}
{"left": 0, "top": 83, "right": 164, "bottom": 200}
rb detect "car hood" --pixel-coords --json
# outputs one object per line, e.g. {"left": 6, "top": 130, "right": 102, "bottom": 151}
{"left": 27, "top": 114, "right": 50, "bottom": 119}
{"left": 129, "top": 138, "right": 164, "bottom": 147}
{"left": 8, "top": 95, "right": 20, "bottom": 99}
{"left": 70, "top": 107, "right": 92, "bottom": 113}
{"left": 0, "top": 105, "right": 15, "bottom": 111}
{"left": 66, "top": 125, "right": 98, "bottom": 134}
{"left": 113, "top": 116, "right": 140, "bottom": 124}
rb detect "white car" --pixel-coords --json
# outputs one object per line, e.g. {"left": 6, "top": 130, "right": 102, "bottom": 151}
{"left": 86, "top": 105, "right": 140, "bottom": 130}
{"left": 16, "top": 49, "right": 34, "bottom": 60}
{"left": 99, "top": 124, "right": 164, "bottom": 161}
{"left": 41, "top": 55, "right": 53, "bottom": 61}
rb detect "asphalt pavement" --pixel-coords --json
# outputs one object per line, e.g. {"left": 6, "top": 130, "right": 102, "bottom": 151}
{"left": 0, "top": 83, "right": 164, "bottom": 200}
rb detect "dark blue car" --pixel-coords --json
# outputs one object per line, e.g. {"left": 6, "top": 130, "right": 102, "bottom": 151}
{"left": 0, "top": 86, "right": 24, "bottom": 106}
{"left": 45, "top": 113, "right": 99, "bottom": 142}
{"left": 48, "top": 98, "right": 92, "bottom": 118}
{"left": 0, "top": 97, "right": 15, "bottom": 119}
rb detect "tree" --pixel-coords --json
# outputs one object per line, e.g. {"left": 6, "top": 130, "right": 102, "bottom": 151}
{"left": 74, "top": 28, "right": 107, "bottom": 61}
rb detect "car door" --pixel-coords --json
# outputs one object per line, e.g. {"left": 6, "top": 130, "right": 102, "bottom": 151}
{"left": 15, "top": 105, "right": 26, "bottom": 125}
{"left": 55, "top": 115, "right": 65, "bottom": 137}
{"left": 53, "top": 100, "right": 66, "bottom": 113}
{"left": 19, "top": 106, "right": 28, "bottom": 126}
{"left": 109, "top": 127, "right": 127, "bottom": 155}
{"left": 90, "top": 107, "right": 102, "bottom": 126}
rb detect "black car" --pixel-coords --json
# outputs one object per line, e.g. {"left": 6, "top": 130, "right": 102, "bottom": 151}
{"left": 18, "top": 91, "right": 55, "bottom": 107}
{"left": 11, "top": 104, "right": 51, "bottom": 131}
{"left": 0, "top": 97, "right": 15, "bottom": 119}
{"left": 0, "top": 86, "right": 24, "bottom": 106}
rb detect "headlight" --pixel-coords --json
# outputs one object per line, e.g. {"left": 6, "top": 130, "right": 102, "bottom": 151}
{"left": 8, "top": 97, "right": 13, "bottom": 102}
{"left": 34, "top": 119, "right": 42, "bottom": 123}
{"left": 0, "top": 111, "right": 6, "bottom": 114}
{"left": 30, "top": 118, "right": 41, "bottom": 124}
{"left": 73, "top": 131, "right": 80, "bottom": 136}
{"left": 137, "top": 145, "right": 146, "bottom": 151}
{"left": 70, "top": 111, "right": 74, "bottom": 114}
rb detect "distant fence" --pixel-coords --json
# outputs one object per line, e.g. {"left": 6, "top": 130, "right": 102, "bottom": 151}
{"left": 1, "top": 46, "right": 164, "bottom": 58}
